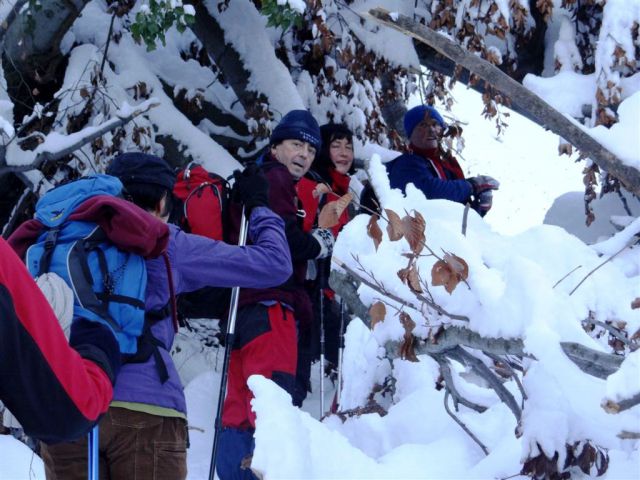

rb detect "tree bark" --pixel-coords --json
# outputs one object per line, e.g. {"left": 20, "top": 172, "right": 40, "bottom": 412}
{"left": 187, "top": 1, "right": 262, "bottom": 118}
{"left": 367, "top": 8, "right": 640, "bottom": 197}
{"left": 2, "top": 0, "right": 89, "bottom": 83}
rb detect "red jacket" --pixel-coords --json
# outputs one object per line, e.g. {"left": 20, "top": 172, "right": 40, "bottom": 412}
{"left": 297, "top": 168, "right": 351, "bottom": 237}
{"left": 0, "top": 237, "right": 114, "bottom": 443}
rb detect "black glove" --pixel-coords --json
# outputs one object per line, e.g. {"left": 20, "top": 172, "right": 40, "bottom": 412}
{"left": 467, "top": 175, "right": 499, "bottom": 217}
{"left": 69, "top": 318, "right": 122, "bottom": 385}
{"left": 232, "top": 165, "right": 270, "bottom": 214}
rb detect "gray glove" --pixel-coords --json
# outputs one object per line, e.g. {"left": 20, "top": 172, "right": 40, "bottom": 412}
{"left": 467, "top": 175, "right": 499, "bottom": 217}
{"left": 311, "top": 228, "right": 334, "bottom": 259}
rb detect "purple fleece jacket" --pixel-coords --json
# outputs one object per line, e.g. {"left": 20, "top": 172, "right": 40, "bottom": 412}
{"left": 112, "top": 206, "right": 292, "bottom": 414}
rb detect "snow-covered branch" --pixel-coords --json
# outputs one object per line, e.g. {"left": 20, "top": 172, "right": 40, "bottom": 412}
{"left": 0, "top": 100, "right": 159, "bottom": 175}
{"left": 332, "top": 263, "right": 624, "bottom": 381}
{"left": 366, "top": 8, "right": 640, "bottom": 197}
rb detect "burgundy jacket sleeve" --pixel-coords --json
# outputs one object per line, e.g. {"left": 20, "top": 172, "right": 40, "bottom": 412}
{"left": 172, "top": 206, "right": 293, "bottom": 294}
{"left": 266, "top": 164, "right": 321, "bottom": 261}
{"left": 0, "top": 238, "right": 113, "bottom": 444}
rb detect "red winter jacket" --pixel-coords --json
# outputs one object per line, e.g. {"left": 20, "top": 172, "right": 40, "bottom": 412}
{"left": 0, "top": 237, "right": 114, "bottom": 443}
{"left": 297, "top": 168, "right": 351, "bottom": 237}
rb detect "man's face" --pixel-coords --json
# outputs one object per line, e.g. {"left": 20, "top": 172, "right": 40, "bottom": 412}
{"left": 409, "top": 113, "right": 443, "bottom": 150}
{"left": 271, "top": 139, "right": 316, "bottom": 179}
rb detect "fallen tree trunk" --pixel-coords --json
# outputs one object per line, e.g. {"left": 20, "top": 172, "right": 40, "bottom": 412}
{"left": 366, "top": 8, "right": 640, "bottom": 197}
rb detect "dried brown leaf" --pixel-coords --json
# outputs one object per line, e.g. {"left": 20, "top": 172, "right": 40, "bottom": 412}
{"left": 335, "top": 192, "right": 353, "bottom": 219}
{"left": 431, "top": 253, "right": 468, "bottom": 294}
{"left": 317, "top": 201, "right": 339, "bottom": 229}
{"left": 385, "top": 209, "right": 404, "bottom": 241}
{"left": 443, "top": 253, "right": 469, "bottom": 281}
{"left": 399, "top": 312, "right": 419, "bottom": 362}
{"left": 401, "top": 211, "right": 426, "bottom": 255}
{"left": 313, "top": 183, "right": 331, "bottom": 199}
{"left": 397, "top": 267, "right": 410, "bottom": 284}
{"left": 367, "top": 215, "right": 383, "bottom": 250}
{"left": 369, "top": 301, "right": 386, "bottom": 329}
{"left": 432, "top": 260, "right": 455, "bottom": 293}
{"left": 317, "top": 192, "right": 351, "bottom": 229}
{"left": 631, "top": 297, "right": 640, "bottom": 309}
{"left": 399, "top": 311, "right": 416, "bottom": 335}
{"left": 407, "top": 264, "right": 423, "bottom": 294}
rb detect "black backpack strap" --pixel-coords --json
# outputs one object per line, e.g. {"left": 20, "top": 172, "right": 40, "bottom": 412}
{"left": 37, "top": 228, "right": 60, "bottom": 276}
{"left": 67, "top": 229, "right": 121, "bottom": 333}
{"left": 123, "top": 302, "right": 172, "bottom": 383}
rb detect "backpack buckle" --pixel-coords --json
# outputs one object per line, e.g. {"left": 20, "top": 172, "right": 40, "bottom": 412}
{"left": 44, "top": 228, "right": 60, "bottom": 251}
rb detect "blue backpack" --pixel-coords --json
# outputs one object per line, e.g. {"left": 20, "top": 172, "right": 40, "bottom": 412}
{"left": 25, "top": 175, "right": 148, "bottom": 355}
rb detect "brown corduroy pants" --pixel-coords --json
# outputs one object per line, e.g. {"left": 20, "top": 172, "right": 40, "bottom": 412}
{"left": 40, "top": 407, "right": 187, "bottom": 480}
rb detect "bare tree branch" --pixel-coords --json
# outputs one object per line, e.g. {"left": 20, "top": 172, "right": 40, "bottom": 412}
{"left": 329, "top": 269, "right": 372, "bottom": 328}
{"left": 332, "top": 256, "right": 470, "bottom": 322}
{"left": 443, "top": 391, "right": 489, "bottom": 456}
{"left": 433, "top": 354, "right": 488, "bottom": 414}
{"left": 602, "top": 392, "right": 640, "bottom": 414}
{"left": 366, "top": 8, "right": 640, "bottom": 197}
{"left": 560, "top": 342, "right": 624, "bottom": 379}
{"left": 450, "top": 346, "right": 521, "bottom": 421}
{"left": 569, "top": 239, "right": 638, "bottom": 295}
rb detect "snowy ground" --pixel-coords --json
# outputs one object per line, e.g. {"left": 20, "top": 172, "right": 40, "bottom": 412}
{"left": 2, "top": 86, "right": 639, "bottom": 479}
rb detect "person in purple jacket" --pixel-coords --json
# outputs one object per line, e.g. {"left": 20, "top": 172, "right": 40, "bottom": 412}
{"left": 40, "top": 152, "right": 292, "bottom": 480}
{"left": 217, "top": 110, "right": 335, "bottom": 480}
{"left": 386, "top": 104, "right": 499, "bottom": 216}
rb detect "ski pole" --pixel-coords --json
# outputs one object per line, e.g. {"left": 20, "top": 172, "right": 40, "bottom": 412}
{"left": 88, "top": 425, "right": 98, "bottom": 480}
{"left": 208, "top": 207, "right": 248, "bottom": 480}
{"left": 319, "top": 284, "right": 326, "bottom": 417}
{"left": 336, "top": 299, "right": 346, "bottom": 408}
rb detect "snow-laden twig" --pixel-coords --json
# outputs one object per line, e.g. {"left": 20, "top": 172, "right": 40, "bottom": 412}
{"left": 443, "top": 391, "right": 489, "bottom": 455}
{"left": 333, "top": 256, "right": 470, "bottom": 322}
{"left": 552, "top": 265, "right": 583, "bottom": 289}
{"left": 0, "top": 100, "right": 160, "bottom": 175}
{"left": 585, "top": 319, "right": 635, "bottom": 348}
{"left": 569, "top": 239, "right": 639, "bottom": 295}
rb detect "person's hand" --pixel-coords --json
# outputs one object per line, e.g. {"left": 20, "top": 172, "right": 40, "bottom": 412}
{"left": 232, "top": 165, "right": 270, "bottom": 214}
{"left": 468, "top": 175, "right": 499, "bottom": 217}
{"left": 311, "top": 228, "right": 334, "bottom": 259}
{"left": 468, "top": 175, "right": 499, "bottom": 194}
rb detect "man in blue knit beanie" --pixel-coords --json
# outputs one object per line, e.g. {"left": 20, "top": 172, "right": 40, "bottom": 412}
{"left": 386, "top": 104, "right": 499, "bottom": 217}
{"left": 217, "top": 109, "right": 334, "bottom": 480}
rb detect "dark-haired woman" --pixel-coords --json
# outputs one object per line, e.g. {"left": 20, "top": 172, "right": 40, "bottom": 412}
{"left": 295, "top": 123, "right": 356, "bottom": 410}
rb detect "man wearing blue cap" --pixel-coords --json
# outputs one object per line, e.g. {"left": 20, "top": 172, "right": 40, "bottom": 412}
{"left": 386, "top": 104, "right": 499, "bottom": 216}
{"left": 217, "top": 110, "right": 335, "bottom": 480}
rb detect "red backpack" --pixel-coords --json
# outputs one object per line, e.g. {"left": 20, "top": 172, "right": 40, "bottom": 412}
{"left": 172, "top": 163, "right": 229, "bottom": 241}
{"left": 171, "top": 163, "right": 231, "bottom": 321}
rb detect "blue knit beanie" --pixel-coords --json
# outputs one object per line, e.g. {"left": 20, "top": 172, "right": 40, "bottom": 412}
{"left": 107, "top": 152, "right": 175, "bottom": 191}
{"left": 404, "top": 105, "right": 446, "bottom": 138}
{"left": 270, "top": 110, "right": 322, "bottom": 151}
